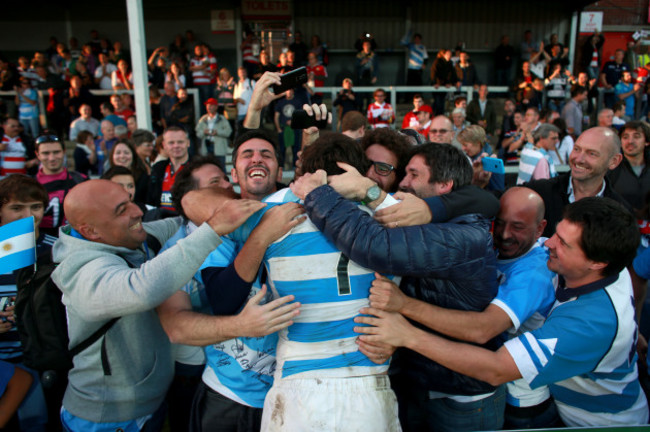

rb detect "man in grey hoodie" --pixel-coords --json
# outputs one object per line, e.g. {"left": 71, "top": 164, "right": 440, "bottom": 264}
{"left": 50, "top": 179, "right": 295, "bottom": 431}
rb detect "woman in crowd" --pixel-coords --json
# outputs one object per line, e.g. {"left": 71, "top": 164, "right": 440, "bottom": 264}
{"left": 73, "top": 130, "right": 97, "bottom": 177}
{"left": 458, "top": 125, "right": 504, "bottom": 192}
{"left": 108, "top": 139, "right": 149, "bottom": 203}
{"left": 132, "top": 129, "right": 155, "bottom": 174}
{"left": 112, "top": 59, "right": 133, "bottom": 90}
{"left": 165, "top": 62, "right": 186, "bottom": 91}
{"left": 551, "top": 117, "right": 574, "bottom": 165}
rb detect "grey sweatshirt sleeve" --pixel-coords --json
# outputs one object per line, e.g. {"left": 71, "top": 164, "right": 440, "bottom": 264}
{"left": 53, "top": 223, "right": 222, "bottom": 321}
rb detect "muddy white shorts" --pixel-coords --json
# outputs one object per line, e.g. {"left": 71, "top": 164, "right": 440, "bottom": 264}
{"left": 261, "top": 375, "right": 401, "bottom": 431}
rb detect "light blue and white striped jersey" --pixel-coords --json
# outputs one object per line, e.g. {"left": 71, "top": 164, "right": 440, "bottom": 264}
{"left": 504, "top": 269, "right": 649, "bottom": 426}
{"left": 492, "top": 240, "right": 557, "bottom": 407}
{"left": 516, "top": 144, "right": 557, "bottom": 185}
{"left": 230, "top": 187, "right": 398, "bottom": 381}
{"left": 160, "top": 222, "right": 276, "bottom": 408}
{"left": 400, "top": 31, "right": 428, "bottom": 70}
{"left": 199, "top": 235, "right": 277, "bottom": 408}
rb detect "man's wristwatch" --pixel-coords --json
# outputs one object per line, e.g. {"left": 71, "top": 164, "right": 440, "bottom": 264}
{"left": 361, "top": 184, "right": 381, "bottom": 206}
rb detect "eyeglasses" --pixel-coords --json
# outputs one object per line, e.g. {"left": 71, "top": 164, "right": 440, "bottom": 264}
{"left": 429, "top": 129, "right": 449, "bottom": 135}
{"left": 35, "top": 135, "right": 60, "bottom": 145}
{"left": 372, "top": 161, "right": 394, "bottom": 176}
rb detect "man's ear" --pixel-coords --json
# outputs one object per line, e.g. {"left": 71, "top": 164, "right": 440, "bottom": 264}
{"left": 231, "top": 167, "right": 239, "bottom": 185}
{"left": 589, "top": 260, "right": 608, "bottom": 274}
{"left": 77, "top": 224, "right": 100, "bottom": 242}
{"left": 439, "top": 180, "right": 454, "bottom": 195}
{"left": 608, "top": 153, "right": 623, "bottom": 170}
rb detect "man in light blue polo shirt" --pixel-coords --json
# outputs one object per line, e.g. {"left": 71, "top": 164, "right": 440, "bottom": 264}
{"left": 356, "top": 197, "right": 649, "bottom": 427}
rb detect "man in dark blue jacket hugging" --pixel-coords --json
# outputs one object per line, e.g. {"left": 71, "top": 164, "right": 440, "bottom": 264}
{"left": 291, "top": 142, "right": 503, "bottom": 432}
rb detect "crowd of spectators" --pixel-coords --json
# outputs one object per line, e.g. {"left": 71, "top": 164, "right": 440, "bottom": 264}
{"left": 2, "top": 25, "right": 650, "bottom": 432}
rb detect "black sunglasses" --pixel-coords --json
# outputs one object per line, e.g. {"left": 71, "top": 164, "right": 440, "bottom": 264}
{"left": 35, "top": 134, "right": 60, "bottom": 145}
{"left": 372, "top": 161, "right": 394, "bottom": 177}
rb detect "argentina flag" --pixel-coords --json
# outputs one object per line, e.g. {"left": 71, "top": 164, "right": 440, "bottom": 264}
{"left": 0, "top": 217, "right": 36, "bottom": 274}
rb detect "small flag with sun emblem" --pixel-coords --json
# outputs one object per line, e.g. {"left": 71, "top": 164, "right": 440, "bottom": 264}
{"left": 0, "top": 217, "right": 36, "bottom": 274}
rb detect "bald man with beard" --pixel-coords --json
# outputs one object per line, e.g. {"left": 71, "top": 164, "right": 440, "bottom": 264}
{"left": 50, "top": 180, "right": 270, "bottom": 431}
{"left": 364, "top": 187, "right": 560, "bottom": 429}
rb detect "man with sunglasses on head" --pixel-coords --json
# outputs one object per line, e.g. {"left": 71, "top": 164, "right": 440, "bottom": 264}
{"left": 34, "top": 134, "right": 86, "bottom": 237}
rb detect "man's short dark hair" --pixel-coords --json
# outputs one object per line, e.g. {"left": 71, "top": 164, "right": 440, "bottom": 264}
{"left": 562, "top": 197, "right": 639, "bottom": 278}
{"left": 0, "top": 174, "right": 48, "bottom": 212}
{"left": 413, "top": 93, "right": 423, "bottom": 101}
{"left": 101, "top": 102, "right": 115, "bottom": 113}
{"left": 570, "top": 85, "right": 588, "bottom": 98}
{"left": 231, "top": 129, "right": 280, "bottom": 165}
{"left": 361, "top": 128, "right": 411, "bottom": 191}
{"left": 171, "top": 155, "right": 228, "bottom": 219}
{"left": 300, "top": 133, "right": 371, "bottom": 176}
{"left": 163, "top": 126, "right": 187, "bottom": 136}
{"left": 2, "top": 116, "right": 18, "bottom": 126}
{"left": 621, "top": 121, "right": 650, "bottom": 143}
{"left": 76, "top": 130, "right": 94, "bottom": 145}
{"left": 526, "top": 106, "right": 540, "bottom": 117}
{"left": 341, "top": 111, "right": 367, "bottom": 133}
{"left": 399, "top": 128, "right": 426, "bottom": 146}
{"left": 409, "top": 143, "right": 472, "bottom": 190}
{"left": 101, "top": 165, "right": 134, "bottom": 180}
{"left": 614, "top": 100, "right": 626, "bottom": 113}
{"left": 132, "top": 129, "right": 156, "bottom": 147}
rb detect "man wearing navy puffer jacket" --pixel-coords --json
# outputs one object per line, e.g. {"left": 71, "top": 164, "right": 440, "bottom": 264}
{"left": 292, "top": 142, "right": 503, "bottom": 432}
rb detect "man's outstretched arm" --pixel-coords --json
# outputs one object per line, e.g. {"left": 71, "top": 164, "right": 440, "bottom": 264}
{"left": 158, "top": 285, "right": 300, "bottom": 346}
{"left": 368, "top": 274, "right": 512, "bottom": 344}
{"left": 355, "top": 307, "right": 521, "bottom": 387}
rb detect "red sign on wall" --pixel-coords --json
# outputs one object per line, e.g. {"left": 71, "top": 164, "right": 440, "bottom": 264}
{"left": 241, "top": 0, "right": 292, "bottom": 20}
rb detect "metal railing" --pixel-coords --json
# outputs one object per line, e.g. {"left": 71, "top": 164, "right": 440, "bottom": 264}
{"left": 316, "top": 85, "right": 614, "bottom": 130}
{"left": 1, "top": 84, "right": 615, "bottom": 133}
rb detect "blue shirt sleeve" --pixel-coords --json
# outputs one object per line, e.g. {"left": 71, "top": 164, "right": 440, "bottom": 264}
{"left": 0, "top": 360, "right": 15, "bottom": 396}
{"left": 201, "top": 263, "right": 254, "bottom": 315}
{"left": 200, "top": 237, "right": 251, "bottom": 315}
{"left": 227, "top": 205, "right": 277, "bottom": 244}
{"left": 504, "top": 292, "right": 617, "bottom": 389}
{"left": 633, "top": 246, "right": 650, "bottom": 280}
{"left": 492, "top": 248, "right": 556, "bottom": 330}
